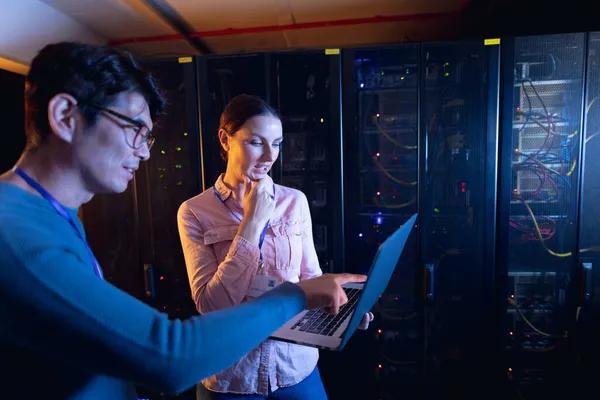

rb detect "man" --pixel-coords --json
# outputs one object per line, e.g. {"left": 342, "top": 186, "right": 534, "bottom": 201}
{"left": 0, "top": 42, "right": 365, "bottom": 399}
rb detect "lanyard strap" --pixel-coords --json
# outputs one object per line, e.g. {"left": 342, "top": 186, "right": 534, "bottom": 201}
{"left": 14, "top": 167, "right": 104, "bottom": 280}
{"left": 213, "top": 184, "right": 275, "bottom": 261}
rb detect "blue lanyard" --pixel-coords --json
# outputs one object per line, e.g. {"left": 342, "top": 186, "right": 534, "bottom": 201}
{"left": 213, "top": 185, "right": 274, "bottom": 261}
{"left": 14, "top": 167, "right": 104, "bottom": 280}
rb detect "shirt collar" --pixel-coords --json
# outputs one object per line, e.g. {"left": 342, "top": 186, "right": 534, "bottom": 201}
{"left": 213, "top": 173, "right": 233, "bottom": 201}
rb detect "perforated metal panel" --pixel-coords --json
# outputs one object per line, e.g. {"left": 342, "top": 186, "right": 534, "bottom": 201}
{"left": 504, "top": 32, "right": 586, "bottom": 392}
{"left": 517, "top": 80, "right": 576, "bottom": 113}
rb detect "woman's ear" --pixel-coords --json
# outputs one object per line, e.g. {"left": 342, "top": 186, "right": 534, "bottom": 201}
{"left": 218, "top": 129, "right": 230, "bottom": 153}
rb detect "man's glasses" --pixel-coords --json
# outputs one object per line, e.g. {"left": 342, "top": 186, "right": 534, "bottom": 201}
{"left": 85, "top": 102, "right": 155, "bottom": 150}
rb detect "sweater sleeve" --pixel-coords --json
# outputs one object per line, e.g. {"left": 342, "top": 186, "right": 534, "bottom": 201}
{"left": 0, "top": 238, "right": 306, "bottom": 395}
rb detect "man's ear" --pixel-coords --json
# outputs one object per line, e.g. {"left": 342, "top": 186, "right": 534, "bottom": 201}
{"left": 218, "top": 129, "right": 230, "bottom": 153}
{"left": 47, "top": 93, "right": 79, "bottom": 144}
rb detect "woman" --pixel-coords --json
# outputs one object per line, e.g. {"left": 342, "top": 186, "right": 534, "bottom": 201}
{"left": 177, "top": 94, "right": 372, "bottom": 399}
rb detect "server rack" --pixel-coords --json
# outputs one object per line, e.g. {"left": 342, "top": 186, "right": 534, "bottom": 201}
{"left": 342, "top": 39, "right": 500, "bottom": 399}
{"left": 496, "top": 32, "right": 589, "bottom": 398}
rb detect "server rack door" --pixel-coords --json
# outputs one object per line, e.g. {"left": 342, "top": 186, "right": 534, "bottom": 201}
{"left": 499, "top": 33, "right": 587, "bottom": 397}
{"left": 136, "top": 58, "right": 202, "bottom": 320}
{"left": 420, "top": 40, "right": 500, "bottom": 397}
{"left": 574, "top": 31, "right": 600, "bottom": 396}
{"left": 343, "top": 44, "right": 421, "bottom": 400}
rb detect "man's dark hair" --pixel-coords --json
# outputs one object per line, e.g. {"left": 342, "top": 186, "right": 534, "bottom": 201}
{"left": 24, "top": 42, "right": 166, "bottom": 150}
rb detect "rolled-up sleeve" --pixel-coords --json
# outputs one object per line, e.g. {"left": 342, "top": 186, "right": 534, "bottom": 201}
{"left": 297, "top": 193, "right": 323, "bottom": 281}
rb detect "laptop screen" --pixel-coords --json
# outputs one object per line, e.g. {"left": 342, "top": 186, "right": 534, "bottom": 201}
{"left": 339, "top": 213, "right": 418, "bottom": 349}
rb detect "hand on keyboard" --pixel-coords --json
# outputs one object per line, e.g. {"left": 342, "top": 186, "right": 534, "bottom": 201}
{"left": 296, "top": 273, "right": 367, "bottom": 314}
{"left": 291, "top": 287, "right": 369, "bottom": 336}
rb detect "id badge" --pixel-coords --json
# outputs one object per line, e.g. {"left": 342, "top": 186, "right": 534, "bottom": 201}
{"left": 247, "top": 274, "right": 280, "bottom": 298}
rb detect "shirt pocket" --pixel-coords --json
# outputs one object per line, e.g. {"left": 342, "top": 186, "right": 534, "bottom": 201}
{"left": 203, "top": 225, "right": 239, "bottom": 262}
{"left": 203, "top": 224, "right": 239, "bottom": 245}
{"left": 270, "top": 223, "right": 303, "bottom": 270}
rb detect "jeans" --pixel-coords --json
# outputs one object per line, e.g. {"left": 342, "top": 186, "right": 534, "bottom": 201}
{"left": 196, "top": 367, "right": 328, "bottom": 400}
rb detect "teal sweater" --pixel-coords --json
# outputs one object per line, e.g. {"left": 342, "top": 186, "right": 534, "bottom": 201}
{"left": 0, "top": 182, "right": 306, "bottom": 399}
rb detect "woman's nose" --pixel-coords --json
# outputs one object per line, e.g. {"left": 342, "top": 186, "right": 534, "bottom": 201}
{"left": 262, "top": 146, "right": 276, "bottom": 161}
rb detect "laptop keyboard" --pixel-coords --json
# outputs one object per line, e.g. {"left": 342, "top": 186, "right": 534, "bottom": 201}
{"left": 290, "top": 287, "right": 361, "bottom": 336}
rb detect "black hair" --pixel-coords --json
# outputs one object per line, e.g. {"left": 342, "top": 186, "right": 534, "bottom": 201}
{"left": 24, "top": 41, "right": 166, "bottom": 150}
{"left": 219, "top": 94, "right": 279, "bottom": 161}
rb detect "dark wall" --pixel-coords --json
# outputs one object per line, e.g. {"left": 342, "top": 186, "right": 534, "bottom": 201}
{"left": 0, "top": 69, "right": 25, "bottom": 172}
{"left": 462, "top": 0, "right": 600, "bottom": 39}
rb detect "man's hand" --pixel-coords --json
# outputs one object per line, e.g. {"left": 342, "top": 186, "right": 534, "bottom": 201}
{"left": 296, "top": 273, "right": 367, "bottom": 314}
{"left": 358, "top": 312, "right": 374, "bottom": 330}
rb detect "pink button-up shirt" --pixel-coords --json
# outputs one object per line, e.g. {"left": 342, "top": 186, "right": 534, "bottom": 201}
{"left": 177, "top": 174, "right": 321, "bottom": 395}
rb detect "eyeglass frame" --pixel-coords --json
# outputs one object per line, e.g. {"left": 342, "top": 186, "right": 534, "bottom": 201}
{"left": 83, "top": 102, "right": 155, "bottom": 150}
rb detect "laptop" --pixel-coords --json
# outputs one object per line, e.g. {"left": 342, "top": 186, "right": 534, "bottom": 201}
{"left": 270, "top": 213, "right": 417, "bottom": 351}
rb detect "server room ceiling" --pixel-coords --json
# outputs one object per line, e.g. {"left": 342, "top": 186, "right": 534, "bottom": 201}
{"left": 0, "top": 0, "right": 473, "bottom": 75}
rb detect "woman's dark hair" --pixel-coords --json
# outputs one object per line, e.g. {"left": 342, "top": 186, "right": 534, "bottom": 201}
{"left": 24, "top": 41, "right": 166, "bottom": 150}
{"left": 219, "top": 94, "right": 279, "bottom": 161}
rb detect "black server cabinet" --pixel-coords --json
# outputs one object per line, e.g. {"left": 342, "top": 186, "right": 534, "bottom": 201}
{"left": 420, "top": 40, "right": 501, "bottom": 398}
{"left": 579, "top": 32, "right": 600, "bottom": 291}
{"left": 342, "top": 44, "right": 421, "bottom": 400}
{"left": 568, "top": 31, "right": 600, "bottom": 397}
{"left": 342, "top": 40, "right": 500, "bottom": 399}
{"left": 496, "top": 33, "right": 588, "bottom": 397}
{"left": 579, "top": 33, "right": 600, "bottom": 303}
